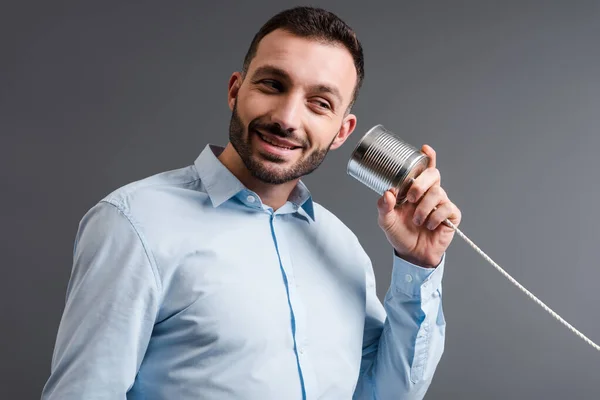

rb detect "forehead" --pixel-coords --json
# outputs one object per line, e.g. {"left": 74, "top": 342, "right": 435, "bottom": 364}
{"left": 248, "top": 29, "right": 357, "bottom": 102}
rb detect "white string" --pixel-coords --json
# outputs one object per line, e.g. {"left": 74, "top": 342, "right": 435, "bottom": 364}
{"left": 443, "top": 215, "right": 600, "bottom": 352}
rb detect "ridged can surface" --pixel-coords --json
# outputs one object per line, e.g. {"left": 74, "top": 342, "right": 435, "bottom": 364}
{"left": 347, "top": 124, "right": 429, "bottom": 204}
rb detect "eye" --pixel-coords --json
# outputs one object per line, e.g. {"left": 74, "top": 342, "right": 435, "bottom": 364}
{"left": 311, "top": 98, "right": 332, "bottom": 111}
{"left": 259, "top": 79, "right": 283, "bottom": 92}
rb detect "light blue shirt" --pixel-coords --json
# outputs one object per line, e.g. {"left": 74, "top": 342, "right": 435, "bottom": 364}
{"left": 42, "top": 144, "right": 446, "bottom": 400}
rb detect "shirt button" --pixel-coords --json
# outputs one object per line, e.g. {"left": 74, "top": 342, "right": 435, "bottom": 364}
{"left": 247, "top": 195, "right": 256, "bottom": 203}
{"left": 404, "top": 274, "right": 413, "bottom": 283}
{"left": 432, "top": 291, "right": 440, "bottom": 298}
{"left": 299, "top": 348, "right": 304, "bottom": 355}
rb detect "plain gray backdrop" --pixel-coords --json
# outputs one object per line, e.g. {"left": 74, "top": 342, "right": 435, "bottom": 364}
{"left": 2, "top": 1, "right": 600, "bottom": 398}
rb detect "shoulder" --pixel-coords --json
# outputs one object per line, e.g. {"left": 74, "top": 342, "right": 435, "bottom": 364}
{"left": 76, "top": 163, "right": 209, "bottom": 247}
{"left": 100, "top": 164, "right": 203, "bottom": 216}
{"left": 74, "top": 165, "right": 205, "bottom": 283}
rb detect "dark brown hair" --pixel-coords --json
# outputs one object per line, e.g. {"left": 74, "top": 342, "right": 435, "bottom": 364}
{"left": 242, "top": 6, "right": 365, "bottom": 109}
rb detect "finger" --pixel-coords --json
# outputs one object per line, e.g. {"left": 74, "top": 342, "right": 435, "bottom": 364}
{"left": 422, "top": 144, "right": 436, "bottom": 169}
{"left": 377, "top": 190, "right": 397, "bottom": 215}
{"left": 447, "top": 202, "right": 462, "bottom": 227}
{"left": 406, "top": 168, "right": 441, "bottom": 203}
{"left": 425, "top": 202, "right": 456, "bottom": 230}
{"left": 412, "top": 186, "right": 447, "bottom": 226}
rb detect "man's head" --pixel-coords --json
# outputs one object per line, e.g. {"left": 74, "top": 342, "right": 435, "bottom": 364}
{"left": 226, "top": 6, "right": 364, "bottom": 185}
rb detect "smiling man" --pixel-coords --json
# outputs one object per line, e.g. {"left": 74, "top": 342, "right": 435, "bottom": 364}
{"left": 42, "top": 6, "right": 461, "bottom": 400}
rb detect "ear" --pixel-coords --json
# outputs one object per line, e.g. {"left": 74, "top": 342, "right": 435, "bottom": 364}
{"left": 329, "top": 113, "right": 357, "bottom": 150}
{"left": 227, "top": 72, "right": 243, "bottom": 110}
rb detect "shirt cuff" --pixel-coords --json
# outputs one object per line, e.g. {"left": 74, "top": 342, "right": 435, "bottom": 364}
{"left": 391, "top": 252, "right": 446, "bottom": 298}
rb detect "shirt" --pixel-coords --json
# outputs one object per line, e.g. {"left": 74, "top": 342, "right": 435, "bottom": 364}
{"left": 41, "top": 144, "right": 446, "bottom": 400}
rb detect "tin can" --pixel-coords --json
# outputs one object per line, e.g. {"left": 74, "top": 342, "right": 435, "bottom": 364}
{"left": 347, "top": 124, "right": 429, "bottom": 204}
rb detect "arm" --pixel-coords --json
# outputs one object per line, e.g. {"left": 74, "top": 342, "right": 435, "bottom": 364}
{"left": 353, "top": 252, "right": 446, "bottom": 400}
{"left": 41, "top": 201, "right": 161, "bottom": 399}
{"left": 353, "top": 143, "right": 459, "bottom": 399}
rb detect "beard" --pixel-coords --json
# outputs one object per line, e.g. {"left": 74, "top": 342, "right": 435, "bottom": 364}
{"left": 228, "top": 101, "right": 336, "bottom": 185}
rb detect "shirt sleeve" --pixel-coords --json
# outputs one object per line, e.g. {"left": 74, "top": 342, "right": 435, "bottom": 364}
{"left": 41, "top": 201, "right": 161, "bottom": 399}
{"left": 353, "top": 251, "right": 446, "bottom": 400}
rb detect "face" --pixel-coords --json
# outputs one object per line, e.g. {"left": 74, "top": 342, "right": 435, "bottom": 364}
{"left": 227, "top": 29, "right": 358, "bottom": 184}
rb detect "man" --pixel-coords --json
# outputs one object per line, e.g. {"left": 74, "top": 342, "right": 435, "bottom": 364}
{"left": 42, "top": 6, "right": 461, "bottom": 400}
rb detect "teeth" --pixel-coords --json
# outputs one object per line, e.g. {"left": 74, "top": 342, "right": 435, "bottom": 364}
{"left": 259, "top": 133, "right": 293, "bottom": 149}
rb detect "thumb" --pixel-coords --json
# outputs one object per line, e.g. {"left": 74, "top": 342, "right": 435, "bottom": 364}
{"left": 377, "top": 190, "right": 397, "bottom": 216}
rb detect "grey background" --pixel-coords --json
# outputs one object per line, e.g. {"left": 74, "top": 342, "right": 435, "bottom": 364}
{"left": 2, "top": 1, "right": 600, "bottom": 398}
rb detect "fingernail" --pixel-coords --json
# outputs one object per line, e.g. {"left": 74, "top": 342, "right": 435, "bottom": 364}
{"left": 383, "top": 195, "right": 388, "bottom": 205}
{"left": 414, "top": 216, "right": 421, "bottom": 225}
{"left": 408, "top": 194, "right": 415, "bottom": 203}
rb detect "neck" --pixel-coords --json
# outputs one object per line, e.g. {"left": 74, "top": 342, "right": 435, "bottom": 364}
{"left": 218, "top": 142, "right": 299, "bottom": 210}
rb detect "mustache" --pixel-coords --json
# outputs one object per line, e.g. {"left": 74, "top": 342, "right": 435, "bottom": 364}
{"left": 248, "top": 119, "right": 307, "bottom": 148}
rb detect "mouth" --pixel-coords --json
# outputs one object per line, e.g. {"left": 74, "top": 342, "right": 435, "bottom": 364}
{"left": 254, "top": 130, "right": 303, "bottom": 151}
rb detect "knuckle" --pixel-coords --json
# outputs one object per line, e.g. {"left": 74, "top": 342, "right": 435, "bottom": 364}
{"left": 438, "top": 186, "right": 447, "bottom": 198}
{"left": 409, "top": 185, "right": 423, "bottom": 199}
{"left": 430, "top": 185, "right": 444, "bottom": 199}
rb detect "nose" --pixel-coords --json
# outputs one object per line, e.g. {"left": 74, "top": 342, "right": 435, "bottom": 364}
{"left": 270, "top": 93, "right": 302, "bottom": 133}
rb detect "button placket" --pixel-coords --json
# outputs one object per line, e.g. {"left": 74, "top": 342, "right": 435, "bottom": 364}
{"left": 271, "top": 216, "right": 318, "bottom": 399}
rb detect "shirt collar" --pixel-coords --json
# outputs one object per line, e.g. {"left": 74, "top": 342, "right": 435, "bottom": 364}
{"left": 194, "top": 144, "right": 315, "bottom": 221}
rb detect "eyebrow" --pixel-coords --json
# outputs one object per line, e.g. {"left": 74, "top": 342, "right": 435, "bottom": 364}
{"left": 252, "top": 64, "right": 343, "bottom": 105}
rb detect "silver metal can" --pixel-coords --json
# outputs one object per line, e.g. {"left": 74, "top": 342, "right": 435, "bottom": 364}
{"left": 347, "top": 124, "right": 429, "bottom": 205}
